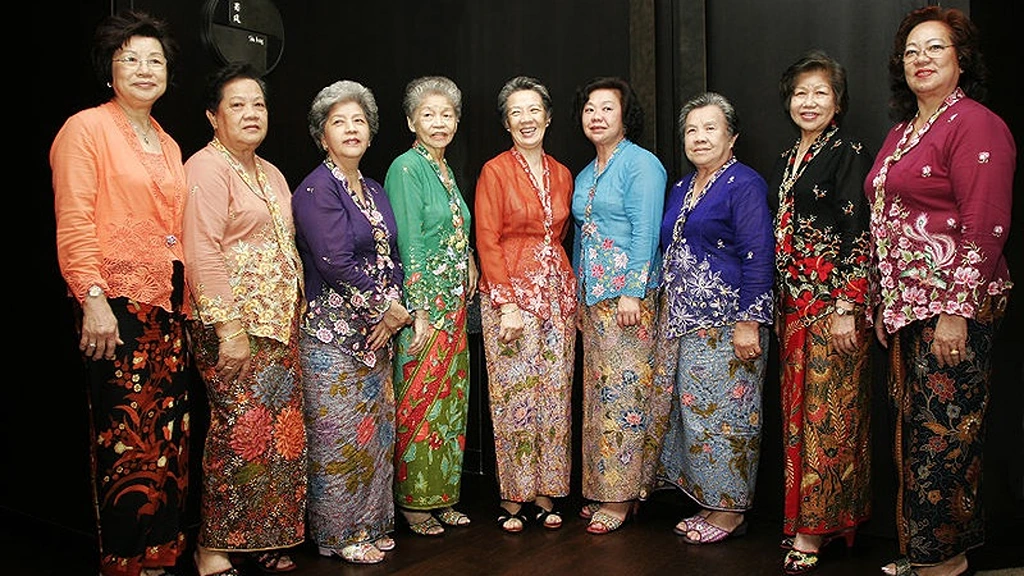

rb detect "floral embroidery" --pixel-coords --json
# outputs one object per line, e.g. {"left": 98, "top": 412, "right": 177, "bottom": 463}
{"left": 922, "top": 165, "right": 932, "bottom": 177}
{"left": 978, "top": 151, "right": 990, "bottom": 163}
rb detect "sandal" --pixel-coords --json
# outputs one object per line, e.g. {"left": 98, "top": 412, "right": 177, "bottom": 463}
{"left": 497, "top": 503, "right": 530, "bottom": 533}
{"left": 249, "top": 551, "right": 296, "bottom": 574}
{"left": 586, "top": 509, "right": 630, "bottom": 535}
{"left": 578, "top": 502, "right": 601, "bottom": 519}
{"left": 401, "top": 511, "right": 444, "bottom": 536}
{"left": 673, "top": 513, "right": 708, "bottom": 536}
{"left": 373, "top": 536, "right": 396, "bottom": 551}
{"left": 319, "top": 542, "right": 384, "bottom": 565}
{"left": 533, "top": 505, "right": 563, "bottom": 530}
{"left": 680, "top": 516, "right": 748, "bottom": 545}
{"left": 436, "top": 506, "right": 471, "bottom": 527}
{"left": 783, "top": 549, "right": 820, "bottom": 574}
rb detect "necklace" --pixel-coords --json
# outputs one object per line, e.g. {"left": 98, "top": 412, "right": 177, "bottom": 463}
{"left": 116, "top": 101, "right": 155, "bottom": 145}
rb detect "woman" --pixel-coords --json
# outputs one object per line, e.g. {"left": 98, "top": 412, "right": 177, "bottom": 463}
{"left": 384, "top": 75, "right": 479, "bottom": 536}
{"left": 768, "top": 51, "right": 873, "bottom": 574}
{"left": 184, "top": 63, "right": 306, "bottom": 576}
{"left": 474, "top": 76, "right": 577, "bottom": 533}
{"left": 49, "top": 11, "right": 188, "bottom": 576}
{"left": 292, "top": 80, "right": 411, "bottom": 564}
{"left": 571, "top": 76, "right": 667, "bottom": 535}
{"left": 867, "top": 7, "right": 1014, "bottom": 576}
{"left": 656, "top": 92, "right": 774, "bottom": 545}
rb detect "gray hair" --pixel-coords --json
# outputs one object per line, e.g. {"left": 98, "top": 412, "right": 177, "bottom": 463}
{"left": 496, "top": 75, "right": 553, "bottom": 127}
{"left": 308, "top": 80, "right": 379, "bottom": 151}
{"left": 677, "top": 91, "right": 740, "bottom": 140}
{"left": 403, "top": 75, "right": 462, "bottom": 120}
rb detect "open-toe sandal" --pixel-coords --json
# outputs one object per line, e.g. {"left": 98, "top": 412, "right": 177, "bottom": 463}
{"left": 586, "top": 509, "right": 630, "bottom": 535}
{"left": 319, "top": 542, "right": 383, "bottom": 565}
{"left": 672, "top": 513, "right": 707, "bottom": 536}
{"left": 436, "top": 507, "right": 471, "bottom": 527}
{"left": 578, "top": 502, "right": 601, "bottom": 519}
{"left": 402, "top": 512, "right": 444, "bottom": 536}
{"left": 193, "top": 551, "right": 241, "bottom": 576}
{"left": 680, "top": 516, "right": 747, "bottom": 545}
{"left": 533, "top": 505, "right": 563, "bottom": 530}
{"left": 249, "top": 551, "right": 296, "bottom": 574}
{"left": 373, "top": 536, "right": 396, "bottom": 551}
{"left": 497, "top": 503, "right": 530, "bottom": 533}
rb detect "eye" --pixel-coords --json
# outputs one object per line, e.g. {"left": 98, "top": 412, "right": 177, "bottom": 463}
{"left": 903, "top": 47, "right": 920, "bottom": 60}
{"left": 120, "top": 55, "right": 140, "bottom": 65}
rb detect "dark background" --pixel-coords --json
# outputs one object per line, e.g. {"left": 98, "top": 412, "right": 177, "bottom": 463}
{"left": 12, "top": 0, "right": 1021, "bottom": 559}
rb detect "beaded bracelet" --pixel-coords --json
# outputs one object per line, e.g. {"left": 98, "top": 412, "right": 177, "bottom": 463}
{"left": 219, "top": 327, "right": 246, "bottom": 343}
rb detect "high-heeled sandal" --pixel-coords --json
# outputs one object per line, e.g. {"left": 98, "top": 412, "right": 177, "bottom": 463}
{"left": 400, "top": 509, "right": 444, "bottom": 536}
{"left": 585, "top": 501, "right": 638, "bottom": 535}
{"left": 579, "top": 502, "right": 601, "bottom": 519}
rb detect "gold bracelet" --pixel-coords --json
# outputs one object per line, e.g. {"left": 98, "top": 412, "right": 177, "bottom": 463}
{"left": 219, "top": 327, "right": 246, "bottom": 342}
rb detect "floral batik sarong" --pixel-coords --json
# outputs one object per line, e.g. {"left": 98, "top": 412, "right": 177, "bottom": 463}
{"left": 481, "top": 290, "right": 575, "bottom": 502}
{"left": 191, "top": 320, "right": 307, "bottom": 552}
{"left": 301, "top": 336, "right": 395, "bottom": 548}
{"left": 579, "top": 290, "right": 663, "bottom": 502}
{"left": 779, "top": 308, "right": 871, "bottom": 536}
{"left": 393, "top": 306, "right": 470, "bottom": 510}
{"left": 86, "top": 297, "right": 189, "bottom": 576}
{"left": 658, "top": 323, "right": 767, "bottom": 511}
{"left": 889, "top": 295, "right": 1005, "bottom": 565}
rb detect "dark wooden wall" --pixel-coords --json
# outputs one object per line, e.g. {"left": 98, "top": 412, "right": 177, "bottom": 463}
{"left": 16, "top": 0, "right": 1020, "bottom": 544}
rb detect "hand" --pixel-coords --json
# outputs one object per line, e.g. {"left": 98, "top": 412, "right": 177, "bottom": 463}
{"left": 216, "top": 326, "right": 251, "bottom": 382}
{"left": 932, "top": 312, "right": 968, "bottom": 368}
{"left": 369, "top": 301, "right": 412, "bottom": 351}
{"left": 80, "top": 295, "right": 123, "bottom": 361}
{"left": 407, "top": 313, "right": 434, "bottom": 356}
{"left": 874, "top": 307, "right": 888, "bottom": 349}
{"left": 830, "top": 308, "right": 859, "bottom": 355}
{"left": 498, "top": 305, "right": 524, "bottom": 344}
{"left": 732, "top": 320, "right": 762, "bottom": 361}
{"left": 467, "top": 255, "right": 479, "bottom": 301}
{"left": 616, "top": 295, "right": 641, "bottom": 327}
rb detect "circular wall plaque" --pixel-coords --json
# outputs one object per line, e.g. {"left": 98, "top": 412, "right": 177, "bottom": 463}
{"left": 201, "top": 0, "right": 284, "bottom": 75}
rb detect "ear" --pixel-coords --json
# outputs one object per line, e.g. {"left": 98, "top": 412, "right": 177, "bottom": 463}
{"left": 407, "top": 116, "right": 416, "bottom": 133}
{"left": 205, "top": 110, "right": 217, "bottom": 130}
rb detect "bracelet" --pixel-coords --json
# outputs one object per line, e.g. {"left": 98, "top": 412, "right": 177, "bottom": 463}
{"left": 219, "top": 327, "right": 246, "bottom": 342}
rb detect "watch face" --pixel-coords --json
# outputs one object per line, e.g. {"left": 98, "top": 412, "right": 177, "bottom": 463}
{"left": 89, "top": 286, "right": 103, "bottom": 297}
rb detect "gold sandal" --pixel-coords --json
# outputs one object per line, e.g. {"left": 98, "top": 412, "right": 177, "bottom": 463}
{"left": 436, "top": 506, "right": 471, "bottom": 527}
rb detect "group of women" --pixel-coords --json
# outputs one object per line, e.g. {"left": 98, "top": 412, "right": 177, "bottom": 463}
{"left": 50, "top": 5, "right": 1012, "bottom": 576}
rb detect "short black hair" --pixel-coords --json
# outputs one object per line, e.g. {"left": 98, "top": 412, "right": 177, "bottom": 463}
{"left": 91, "top": 10, "right": 178, "bottom": 90}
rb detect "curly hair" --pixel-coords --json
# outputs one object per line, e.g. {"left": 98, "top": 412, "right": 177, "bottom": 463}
{"left": 573, "top": 76, "right": 644, "bottom": 143}
{"left": 402, "top": 76, "right": 462, "bottom": 120}
{"left": 308, "top": 80, "right": 380, "bottom": 151}
{"left": 91, "top": 10, "right": 178, "bottom": 90}
{"left": 778, "top": 49, "right": 850, "bottom": 126}
{"left": 887, "top": 5, "right": 988, "bottom": 122}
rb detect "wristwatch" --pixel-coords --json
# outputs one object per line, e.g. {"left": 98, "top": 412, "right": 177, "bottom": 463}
{"left": 87, "top": 285, "right": 104, "bottom": 298}
{"left": 834, "top": 306, "right": 852, "bottom": 316}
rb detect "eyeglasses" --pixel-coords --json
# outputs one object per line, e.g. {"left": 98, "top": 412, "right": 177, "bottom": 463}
{"left": 112, "top": 55, "right": 166, "bottom": 70}
{"left": 902, "top": 44, "right": 952, "bottom": 62}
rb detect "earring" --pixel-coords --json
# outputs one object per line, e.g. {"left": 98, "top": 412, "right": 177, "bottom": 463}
{"left": 106, "top": 82, "right": 112, "bottom": 88}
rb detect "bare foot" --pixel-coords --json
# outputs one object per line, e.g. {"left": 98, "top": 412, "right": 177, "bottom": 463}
{"left": 194, "top": 546, "right": 233, "bottom": 576}
{"left": 792, "top": 532, "right": 824, "bottom": 552}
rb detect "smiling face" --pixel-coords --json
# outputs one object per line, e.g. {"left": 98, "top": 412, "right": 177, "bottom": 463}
{"left": 209, "top": 77, "right": 267, "bottom": 153}
{"left": 505, "top": 89, "right": 550, "bottom": 152}
{"left": 581, "top": 88, "right": 625, "bottom": 148}
{"left": 111, "top": 36, "right": 167, "bottom": 108}
{"left": 903, "top": 20, "right": 960, "bottom": 102}
{"left": 682, "top": 104, "right": 737, "bottom": 172}
{"left": 322, "top": 100, "right": 370, "bottom": 166}
{"left": 408, "top": 93, "right": 458, "bottom": 156}
{"left": 788, "top": 69, "right": 836, "bottom": 139}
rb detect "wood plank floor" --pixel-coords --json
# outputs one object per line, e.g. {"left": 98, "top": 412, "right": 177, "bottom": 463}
{"left": 5, "top": 471, "right": 1022, "bottom": 576}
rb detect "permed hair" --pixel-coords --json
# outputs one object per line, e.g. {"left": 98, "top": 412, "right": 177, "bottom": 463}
{"left": 308, "top": 80, "right": 380, "bottom": 151}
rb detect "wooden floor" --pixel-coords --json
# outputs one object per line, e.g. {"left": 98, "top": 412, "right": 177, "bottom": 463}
{"left": 6, "top": 471, "right": 1022, "bottom": 576}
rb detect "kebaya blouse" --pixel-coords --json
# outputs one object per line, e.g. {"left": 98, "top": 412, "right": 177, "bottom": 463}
{"left": 865, "top": 90, "right": 1015, "bottom": 334}
{"left": 571, "top": 139, "right": 666, "bottom": 306}
{"left": 660, "top": 159, "right": 775, "bottom": 335}
{"left": 51, "top": 101, "right": 186, "bottom": 310}
{"left": 183, "top": 141, "right": 302, "bottom": 344}
{"left": 474, "top": 149, "right": 577, "bottom": 320}
{"left": 384, "top": 145, "right": 473, "bottom": 334}
{"left": 768, "top": 124, "right": 873, "bottom": 324}
{"left": 292, "top": 162, "right": 403, "bottom": 367}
